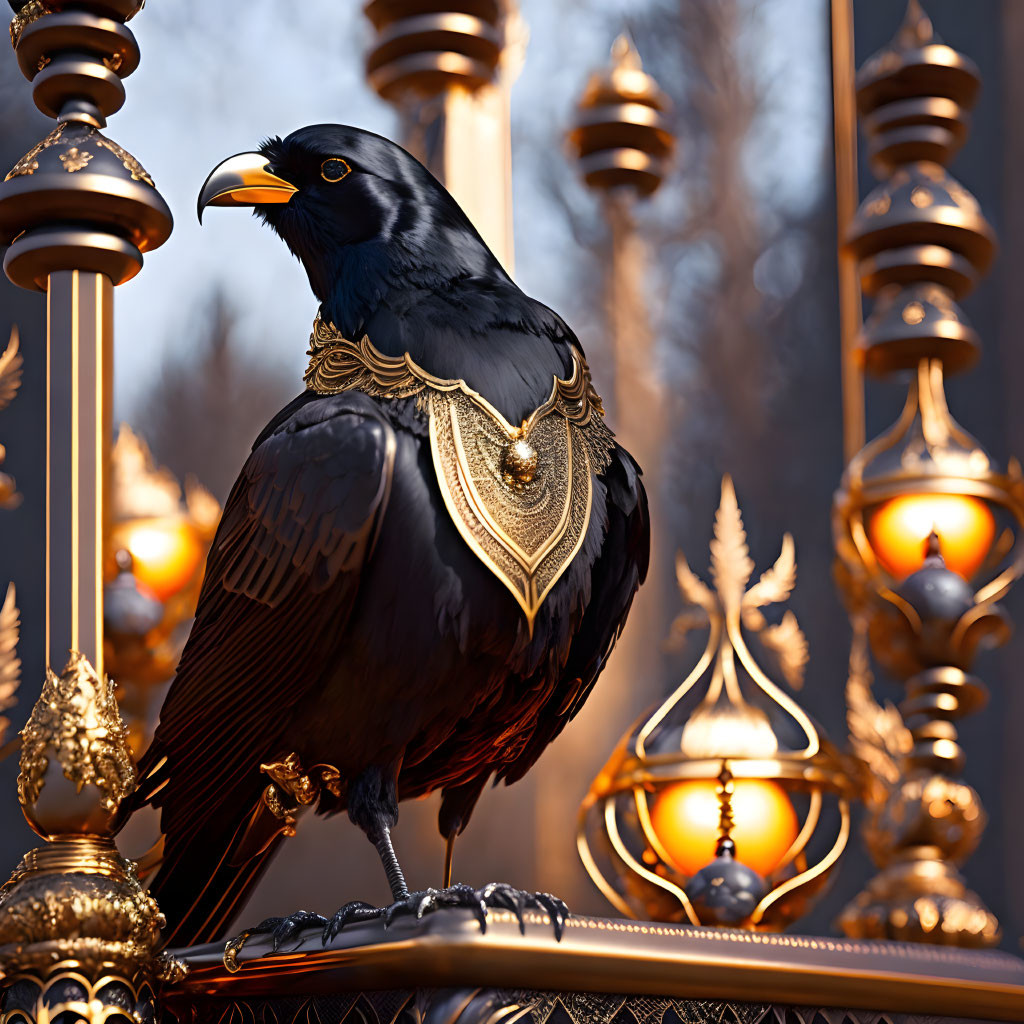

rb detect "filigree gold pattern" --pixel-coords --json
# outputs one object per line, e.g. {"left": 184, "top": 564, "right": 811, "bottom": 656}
{"left": 93, "top": 135, "right": 155, "bottom": 187}
{"left": 305, "top": 315, "right": 615, "bottom": 629}
{"left": 0, "top": 855, "right": 163, "bottom": 972}
{"left": 4, "top": 122, "right": 66, "bottom": 181}
{"left": 17, "top": 651, "right": 135, "bottom": 819}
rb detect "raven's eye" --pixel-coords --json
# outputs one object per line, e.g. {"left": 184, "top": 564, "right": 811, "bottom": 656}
{"left": 321, "top": 158, "right": 351, "bottom": 183}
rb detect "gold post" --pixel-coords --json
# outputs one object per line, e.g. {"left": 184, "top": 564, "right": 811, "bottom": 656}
{"left": 831, "top": 0, "right": 864, "bottom": 463}
{"left": 363, "top": 0, "right": 522, "bottom": 273}
{"left": 45, "top": 271, "right": 113, "bottom": 679}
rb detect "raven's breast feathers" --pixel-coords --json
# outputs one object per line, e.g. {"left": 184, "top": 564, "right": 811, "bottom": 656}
{"left": 304, "top": 313, "right": 616, "bottom": 630}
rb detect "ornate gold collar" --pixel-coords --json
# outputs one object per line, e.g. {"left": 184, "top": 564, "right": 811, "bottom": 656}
{"left": 305, "top": 315, "right": 615, "bottom": 632}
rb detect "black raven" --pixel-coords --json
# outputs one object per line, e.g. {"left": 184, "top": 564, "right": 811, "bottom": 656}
{"left": 129, "top": 125, "right": 649, "bottom": 950}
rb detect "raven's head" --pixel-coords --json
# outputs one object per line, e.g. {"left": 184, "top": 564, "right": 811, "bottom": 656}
{"left": 198, "top": 124, "right": 505, "bottom": 336}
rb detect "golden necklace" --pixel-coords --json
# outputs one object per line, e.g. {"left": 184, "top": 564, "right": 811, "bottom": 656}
{"left": 305, "top": 314, "right": 615, "bottom": 633}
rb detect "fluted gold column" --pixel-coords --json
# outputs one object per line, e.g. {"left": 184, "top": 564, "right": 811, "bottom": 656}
{"left": 45, "top": 271, "right": 113, "bottom": 677}
{"left": 363, "top": 0, "right": 521, "bottom": 272}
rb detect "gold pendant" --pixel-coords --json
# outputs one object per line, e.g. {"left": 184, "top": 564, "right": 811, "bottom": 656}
{"left": 305, "top": 315, "right": 615, "bottom": 632}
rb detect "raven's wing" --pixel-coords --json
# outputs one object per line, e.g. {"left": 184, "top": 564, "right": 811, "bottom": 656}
{"left": 133, "top": 391, "right": 395, "bottom": 944}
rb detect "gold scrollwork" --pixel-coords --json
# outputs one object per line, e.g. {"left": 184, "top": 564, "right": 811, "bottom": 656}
{"left": 260, "top": 753, "right": 342, "bottom": 836}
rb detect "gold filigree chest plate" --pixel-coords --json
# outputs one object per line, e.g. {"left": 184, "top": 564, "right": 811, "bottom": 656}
{"left": 305, "top": 315, "right": 615, "bottom": 630}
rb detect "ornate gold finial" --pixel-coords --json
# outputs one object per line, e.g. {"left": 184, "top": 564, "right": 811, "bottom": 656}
{"left": 898, "top": 0, "right": 935, "bottom": 49}
{"left": 610, "top": 33, "right": 641, "bottom": 72}
{"left": 840, "top": 621, "right": 997, "bottom": 945}
{"left": 18, "top": 651, "right": 135, "bottom": 839}
{"left": 569, "top": 29, "right": 674, "bottom": 197}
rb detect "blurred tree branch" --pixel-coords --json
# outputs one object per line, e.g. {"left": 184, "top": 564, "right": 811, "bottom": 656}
{"left": 132, "top": 289, "right": 297, "bottom": 503}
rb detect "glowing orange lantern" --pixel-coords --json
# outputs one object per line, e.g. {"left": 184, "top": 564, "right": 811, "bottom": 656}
{"left": 651, "top": 777, "right": 799, "bottom": 879}
{"left": 113, "top": 518, "right": 203, "bottom": 602}
{"left": 867, "top": 493, "right": 995, "bottom": 581}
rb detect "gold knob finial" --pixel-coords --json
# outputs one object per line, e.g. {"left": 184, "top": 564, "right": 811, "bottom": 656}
{"left": 18, "top": 650, "right": 135, "bottom": 841}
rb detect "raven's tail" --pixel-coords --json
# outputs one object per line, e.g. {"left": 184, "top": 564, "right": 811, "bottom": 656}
{"left": 147, "top": 797, "right": 287, "bottom": 949}
{"left": 127, "top": 745, "right": 290, "bottom": 949}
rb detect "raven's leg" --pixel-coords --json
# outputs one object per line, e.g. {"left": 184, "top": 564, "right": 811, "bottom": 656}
{"left": 368, "top": 818, "right": 409, "bottom": 900}
{"left": 348, "top": 765, "right": 409, "bottom": 900}
{"left": 333, "top": 772, "right": 569, "bottom": 941}
{"left": 224, "top": 766, "right": 407, "bottom": 965}
{"left": 438, "top": 777, "right": 477, "bottom": 890}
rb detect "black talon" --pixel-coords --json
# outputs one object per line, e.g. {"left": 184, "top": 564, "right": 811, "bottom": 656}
{"left": 480, "top": 882, "right": 513, "bottom": 930}
{"left": 223, "top": 910, "right": 327, "bottom": 969}
{"left": 322, "top": 901, "right": 380, "bottom": 945}
{"left": 516, "top": 889, "right": 530, "bottom": 934}
{"left": 533, "top": 892, "right": 569, "bottom": 941}
{"left": 270, "top": 910, "right": 327, "bottom": 951}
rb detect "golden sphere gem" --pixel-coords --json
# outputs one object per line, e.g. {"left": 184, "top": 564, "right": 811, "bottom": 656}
{"left": 502, "top": 438, "right": 538, "bottom": 488}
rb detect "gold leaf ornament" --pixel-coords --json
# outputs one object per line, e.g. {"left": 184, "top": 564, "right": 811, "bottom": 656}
{"left": 710, "top": 475, "right": 753, "bottom": 611}
{"left": 674, "top": 550, "right": 714, "bottom": 612}
{"left": 0, "top": 583, "right": 20, "bottom": 746}
{"left": 0, "top": 326, "right": 23, "bottom": 410}
{"left": 759, "top": 609, "right": 808, "bottom": 690}
{"left": 743, "top": 532, "right": 796, "bottom": 612}
{"left": 845, "top": 623, "right": 911, "bottom": 803}
{"left": 18, "top": 651, "right": 135, "bottom": 821}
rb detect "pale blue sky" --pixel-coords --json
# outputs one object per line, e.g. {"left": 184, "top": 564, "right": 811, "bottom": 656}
{"left": 110, "top": 0, "right": 828, "bottom": 419}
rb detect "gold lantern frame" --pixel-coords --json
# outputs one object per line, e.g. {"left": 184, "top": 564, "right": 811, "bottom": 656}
{"left": 578, "top": 479, "right": 852, "bottom": 929}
